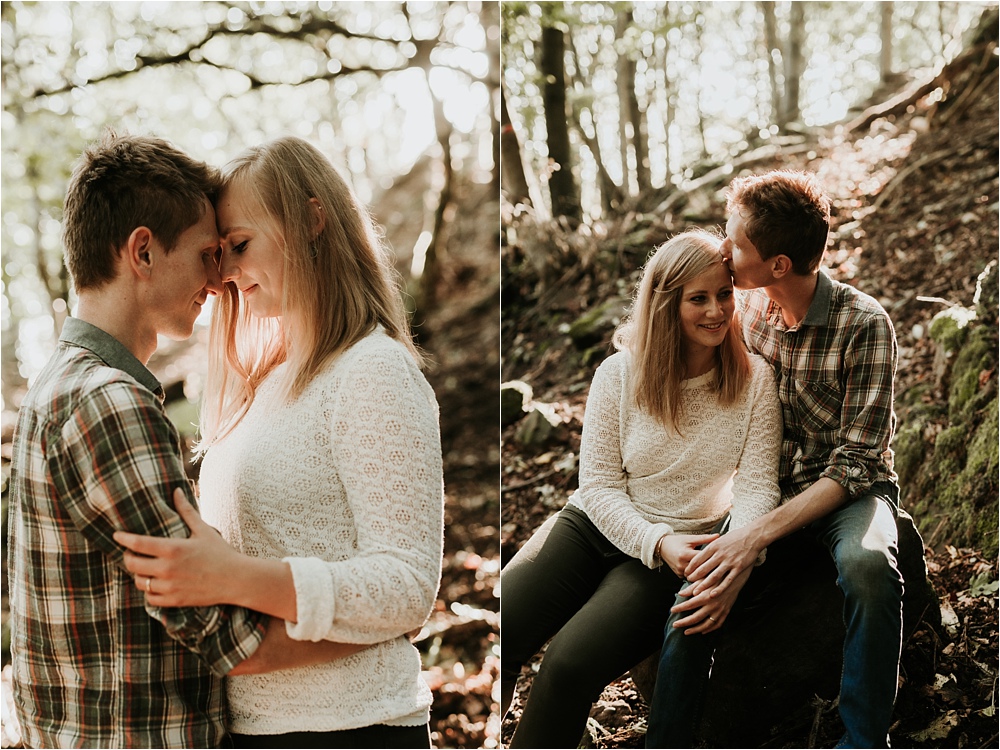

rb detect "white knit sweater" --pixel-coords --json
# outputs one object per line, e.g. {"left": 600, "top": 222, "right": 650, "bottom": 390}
{"left": 570, "top": 351, "right": 782, "bottom": 568}
{"left": 198, "top": 330, "right": 444, "bottom": 734}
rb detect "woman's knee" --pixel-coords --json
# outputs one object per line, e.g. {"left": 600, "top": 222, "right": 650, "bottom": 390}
{"left": 533, "top": 639, "right": 606, "bottom": 699}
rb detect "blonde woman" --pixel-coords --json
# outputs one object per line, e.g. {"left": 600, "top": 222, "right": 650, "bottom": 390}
{"left": 115, "top": 137, "right": 444, "bottom": 749}
{"left": 501, "top": 230, "right": 782, "bottom": 748}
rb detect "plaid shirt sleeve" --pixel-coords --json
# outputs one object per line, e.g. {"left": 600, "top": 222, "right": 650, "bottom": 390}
{"left": 820, "top": 310, "right": 898, "bottom": 498}
{"left": 51, "top": 380, "right": 265, "bottom": 675}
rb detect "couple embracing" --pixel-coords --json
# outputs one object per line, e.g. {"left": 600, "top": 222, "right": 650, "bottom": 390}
{"left": 8, "top": 132, "right": 445, "bottom": 749}
{"left": 503, "top": 171, "right": 903, "bottom": 749}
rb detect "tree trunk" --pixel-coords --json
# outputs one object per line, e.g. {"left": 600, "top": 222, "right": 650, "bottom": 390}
{"left": 570, "top": 103, "right": 624, "bottom": 215}
{"left": 540, "top": 22, "right": 581, "bottom": 221}
{"left": 783, "top": 1, "right": 804, "bottom": 127}
{"left": 629, "top": 59, "right": 650, "bottom": 193}
{"left": 409, "top": 83, "right": 453, "bottom": 336}
{"left": 658, "top": 3, "right": 674, "bottom": 184}
{"left": 693, "top": 15, "right": 709, "bottom": 158}
{"left": 567, "top": 29, "right": 623, "bottom": 215}
{"left": 500, "top": 87, "right": 531, "bottom": 208}
{"left": 615, "top": 11, "right": 632, "bottom": 194}
{"left": 761, "top": 0, "right": 783, "bottom": 129}
{"left": 616, "top": 6, "right": 650, "bottom": 195}
{"left": 485, "top": 0, "right": 501, "bottom": 187}
{"left": 880, "top": 1, "right": 894, "bottom": 84}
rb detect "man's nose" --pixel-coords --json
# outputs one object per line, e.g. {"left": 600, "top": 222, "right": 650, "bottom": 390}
{"left": 205, "top": 254, "right": 224, "bottom": 296}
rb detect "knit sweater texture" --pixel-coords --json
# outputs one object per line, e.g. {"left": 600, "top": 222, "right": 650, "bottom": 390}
{"left": 198, "top": 330, "right": 444, "bottom": 734}
{"left": 571, "top": 351, "right": 782, "bottom": 568}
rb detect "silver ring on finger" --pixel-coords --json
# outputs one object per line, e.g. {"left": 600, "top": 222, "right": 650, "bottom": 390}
{"left": 708, "top": 616, "right": 716, "bottom": 622}
{"left": 145, "top": 577, "right": 153, "bottom": 594}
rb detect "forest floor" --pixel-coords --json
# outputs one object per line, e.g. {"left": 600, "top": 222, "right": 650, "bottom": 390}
{"left": 500, "top": 64, "right": 998, "bottom": 749}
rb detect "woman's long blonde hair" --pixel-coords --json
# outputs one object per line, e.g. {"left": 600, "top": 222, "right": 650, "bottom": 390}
{"left": 197, "top": 136, "right": 420, "bottom": 450}
{"left": 612, "top": 229, "right": 751, "bottom": 431}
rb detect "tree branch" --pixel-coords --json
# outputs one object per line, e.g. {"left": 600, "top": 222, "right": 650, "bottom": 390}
{"left": 25, "top": 13, "right": 412, "bottom": 100}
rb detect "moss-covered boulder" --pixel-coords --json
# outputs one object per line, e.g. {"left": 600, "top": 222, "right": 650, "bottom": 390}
{"left": 566, "top": 297, "right": 628, "bottom": 349}
{"left": 901, "top": 262, "right": 999, "bottom": 558}
{"left": 514, "top": 403, "right": 564, "bottom": 447}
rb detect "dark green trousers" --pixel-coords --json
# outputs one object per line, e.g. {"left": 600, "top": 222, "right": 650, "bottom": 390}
{"left": 502, "top": 505, "right": 684, "bottom": 749}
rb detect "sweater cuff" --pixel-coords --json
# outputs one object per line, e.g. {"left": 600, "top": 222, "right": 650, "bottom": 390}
{"left": 641, "top": 523, "right": 675, "bottom": 570}
{"left": 283, "top": 556, "right": 336, "bottom": 642}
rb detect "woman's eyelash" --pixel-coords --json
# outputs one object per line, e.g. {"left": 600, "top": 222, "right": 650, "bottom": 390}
{"left": 232, "top": 241, "right": 249, "bottom": 254}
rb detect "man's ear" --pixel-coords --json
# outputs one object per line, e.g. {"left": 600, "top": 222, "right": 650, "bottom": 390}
{"left": 770, "top": 254, "right": 794, "bottom": 280}
{"left": 124, "top": 226, "right": 155, "bottom": 279}
{"left": 307, "top": 198, "right": 325, "bottom": 238}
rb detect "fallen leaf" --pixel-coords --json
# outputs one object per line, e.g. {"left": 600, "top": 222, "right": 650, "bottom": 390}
{"left": 909, "top": 709, "right": 961, "bottom": 741}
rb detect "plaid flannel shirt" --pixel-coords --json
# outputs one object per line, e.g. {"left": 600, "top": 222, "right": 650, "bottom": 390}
{"left": 7, "top": 318, "right": 266, "bottom": 749}
{"left": 739, "top": 270, "right": 899, "bottom": 503}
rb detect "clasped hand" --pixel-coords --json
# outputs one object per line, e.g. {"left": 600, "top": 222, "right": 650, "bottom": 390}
{"left": 659, "top": 529, "right": 757, "bottom": 635}
{"left": 113, "top": 488, "right": 242, "bottom": 608}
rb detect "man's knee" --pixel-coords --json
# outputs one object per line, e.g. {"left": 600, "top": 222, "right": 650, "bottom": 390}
{"left": 835, "top": 542, "right": 902, "bottom": 603}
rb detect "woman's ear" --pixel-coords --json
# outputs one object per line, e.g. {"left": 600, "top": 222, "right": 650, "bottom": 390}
{"left": 308, "top": 198, "right": 325, "bottom": 238}
{"left": 124, "top": 226, "right": 155, "bottom": 279}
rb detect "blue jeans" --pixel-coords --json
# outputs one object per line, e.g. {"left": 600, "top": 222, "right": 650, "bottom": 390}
{"left": 645, "top": 483, "right": 903, "bottom": 749}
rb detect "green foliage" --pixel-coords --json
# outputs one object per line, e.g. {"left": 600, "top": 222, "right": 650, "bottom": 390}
{"left": 968, "top": 569, "right": 1000, "bottom": 598}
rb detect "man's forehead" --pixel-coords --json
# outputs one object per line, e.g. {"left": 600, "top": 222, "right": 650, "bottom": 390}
{"left": 186, "top": 216, "right": 220, "bottom": 248}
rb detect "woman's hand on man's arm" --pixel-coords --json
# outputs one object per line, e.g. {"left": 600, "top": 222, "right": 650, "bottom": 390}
{"left": 114, "top": 488, "right": 298, "bottom": 622}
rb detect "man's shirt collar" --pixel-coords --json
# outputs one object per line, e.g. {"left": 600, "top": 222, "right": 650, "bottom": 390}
{"left": 59, "top": 317, "right": 164, "bottom": 399}
{"left": 766, "top": 269, "right": 834, "bottom": 331}
{"left": 801, "top": 269, "right": 834, "bottom": 326}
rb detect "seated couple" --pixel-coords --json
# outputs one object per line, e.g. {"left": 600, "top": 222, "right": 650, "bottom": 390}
{"left": 502, "top": 170, "right": 903, "bottom": 750}
{"left": 8, "top": 132, "right": 445, "bottom": 749}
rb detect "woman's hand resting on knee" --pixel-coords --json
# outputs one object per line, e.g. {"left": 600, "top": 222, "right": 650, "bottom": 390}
{"left": 657, "top": 533, "right": 719, "bottom": 578}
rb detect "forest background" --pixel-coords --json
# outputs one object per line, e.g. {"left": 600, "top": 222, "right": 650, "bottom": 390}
{"left": 501, "top": 1, "right": 998, "bottom": 748}
{"left": 0, "top": 2, "right": 500, "bottom": 748}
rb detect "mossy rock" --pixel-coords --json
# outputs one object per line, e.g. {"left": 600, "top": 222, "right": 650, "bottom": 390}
{"left": 566, "top": 297, "right": 628, "bottom": 349}
{"left": 514, "top": 404, "right": 564, "bottom": 447}
{"left": 894, "top": 404, "right": 943, "bottom": 490}
{"left": 932, "top": 397, "right": 999, "bottom": 556}
{"left": 931, "top": 425, "right": 968, "bottom": 478}
{"left": 906, "top": 284, "right": 999, "bottom": 555}
{"left": 501, "top": 380, "right": 534, "bottom": 427}
{"left": 929, "top": 306, "right": 976, "bottom": 353}
{"left": 947, "top": 325, "right": 998, "bottom": 419}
